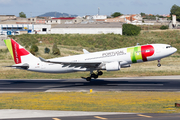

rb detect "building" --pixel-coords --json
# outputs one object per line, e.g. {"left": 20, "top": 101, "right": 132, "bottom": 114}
{"left": 0, "top": 15, "right": 16, "bottom": 21}
{"left": 0, "top": 24, "right": 51, "bottom": 35}
{"left": 51, "top": 23, "right": 122, "bottom": 35}
{"left": 119, "top": 14, "right": 142, "bottom": 23}
{"left": 0, "top": 14, "right": 122, "bottom": 35}
{"left": 85, "top": 15, "right": 107, "bottom": 22}
{"left": 46, "top": 17, "right": 86, "bottom": 24}
{"left": 105, "top": 14, "right": 142, "bottom": 24}
{"left": 105, "top": 17, "right": 125, "bottom": 23}
{"left": 73, "top": 17, "right": 86, "bottom": 24}
{"left": 85, "top": 15, "right": 107, "bottom": 19}
{"left": 0, "top": 16, "right": 46, "bottom": 24}
{"left": 46, "top": 17, "right": 75, "bottom": 24}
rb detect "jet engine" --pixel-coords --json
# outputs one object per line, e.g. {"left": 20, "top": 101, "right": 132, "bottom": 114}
{"left": 105, "top": 61, "right": 120, "bottom": 71}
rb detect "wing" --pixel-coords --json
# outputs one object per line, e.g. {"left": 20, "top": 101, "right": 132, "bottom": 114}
{"left": 39, "top": 57, "right": 102, "bottom": 68}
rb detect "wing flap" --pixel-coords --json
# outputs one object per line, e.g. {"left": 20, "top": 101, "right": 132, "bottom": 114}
{"left": 39, "top": 57, "right": 101, "bottom": 68}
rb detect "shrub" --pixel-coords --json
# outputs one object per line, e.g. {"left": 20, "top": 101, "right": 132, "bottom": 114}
{"left": 4, "top": 48, "right": 9, "bottom": 53}
{"left": 123, "top": 24, "right": 141, "bottom": 36}
{"left": 52, "top": 43, "right": 60, "bottom": 55}
{"left": 25, "top": 45, "right": 29, "bottom": 49}
{"left": 44, "top": 47, "right": 50, "bottom": 54}
{"left": 160, "top": 25, "right": 169, "bottom": 30}
{"left": 30, "top": 44, "right": 38, "bottom": 55}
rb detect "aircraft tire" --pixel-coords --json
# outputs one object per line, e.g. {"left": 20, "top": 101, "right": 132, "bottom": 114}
{"left": 98, "top": 71, "right": 103, "bottom": 75}
{"left": 93, "top": 75, "right": 98, "bottom": 79}
{"left": 91, "top": 74, "right": 98, "bottom": 79}
{"left": 86, "top": 77, "right": 91, "bottom": 81}
{"left": 157, "top": 63, "right": 161, "bottom": 67}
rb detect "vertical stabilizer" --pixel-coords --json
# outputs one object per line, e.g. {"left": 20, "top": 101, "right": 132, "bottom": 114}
{"left": 4, "top": 39, "right": 39, "bottom": 64}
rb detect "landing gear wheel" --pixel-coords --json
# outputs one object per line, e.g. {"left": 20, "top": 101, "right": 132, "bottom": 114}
{"left": 91, "top": 74, "right": 98, "bottom": 79}
{"left": 98, "top": 71, "right": 103, "bottom": 76}
{"left": 157, "top": 59, "right": 161, "bottom": 67}
{"left": 157, "top": 63, "right": 161, "bottom": 67}
{"left": 86, "top": 77, "right": 91, "bottom": 81}
{"left": 93, "top": 75, "right": 98, "bottom": 79}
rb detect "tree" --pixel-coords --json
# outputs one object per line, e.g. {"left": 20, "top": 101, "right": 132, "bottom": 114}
{"left": 52, "top": 43, "right": 60, "bottom": 55}
{"left": 140, "top": 12, "right": 146, "bottom": 17}
{"left": 170, "top": 4, "right": 180, "bottom": 21}
{"left": 30, "top": 44, "right": 38, "bottom": 55}
{"left": 160, "top": 25, "right": 169, "bottom": 30}
{"left": 123, "top": 24, "right": 141, "bottom": 36}
{"left": 44, "top": 47, "right": 50, "bottom": 54}
{"left": 111, "top": 12, "right": 123, "bottom": 18}
{"left": 19, "top": 12, "right": 26, "bottom": 18}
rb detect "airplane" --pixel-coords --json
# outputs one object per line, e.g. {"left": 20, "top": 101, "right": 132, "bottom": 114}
{"left": 4, "top": 39, "right": 177, "bottom": 81}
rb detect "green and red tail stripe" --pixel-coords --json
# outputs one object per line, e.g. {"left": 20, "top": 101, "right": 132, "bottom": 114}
{"left": 4, "top": 39, "right": 30, "bottom": 64}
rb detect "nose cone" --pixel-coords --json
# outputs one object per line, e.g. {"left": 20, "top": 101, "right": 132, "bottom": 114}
{"left": 173, "top": 47, "right": 177, "bottom": 53}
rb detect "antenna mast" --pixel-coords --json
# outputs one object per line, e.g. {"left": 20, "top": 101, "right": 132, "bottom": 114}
{"left": 98, "top": 7, "right": 100, "bottom": 15}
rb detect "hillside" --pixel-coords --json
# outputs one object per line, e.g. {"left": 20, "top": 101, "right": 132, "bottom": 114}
{"left": 38, "top": 12, "right": 78, "bottom": 17}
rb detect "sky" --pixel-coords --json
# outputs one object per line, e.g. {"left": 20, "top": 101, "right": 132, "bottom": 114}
{"left": 0, "top": 0, "right": 180, "bottom": 18}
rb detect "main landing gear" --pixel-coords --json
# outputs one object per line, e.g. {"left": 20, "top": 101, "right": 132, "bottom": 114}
{"left": 86, "top": 71, "right": 103, "bottom": 81}
{"left": 157, "top": 59, "right": 161, "bottom": 67}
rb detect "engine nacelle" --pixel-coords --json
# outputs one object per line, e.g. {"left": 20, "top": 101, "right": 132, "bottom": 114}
{"left": 106, "top": 61, "right": 120, "bottom": 71}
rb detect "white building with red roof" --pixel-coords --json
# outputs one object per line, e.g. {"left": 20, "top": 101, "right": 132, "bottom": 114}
{"left": 46, "top": 17, "right": 85, "bottom": 24}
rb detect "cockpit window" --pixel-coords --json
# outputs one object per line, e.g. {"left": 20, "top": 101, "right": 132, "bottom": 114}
{"left": 166, "top": 46, "right": 172, "bottom": 48}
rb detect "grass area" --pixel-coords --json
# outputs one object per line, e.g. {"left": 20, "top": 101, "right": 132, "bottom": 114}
{"left": 138, "top": 25, "right": 163, "bottom": 30}
{"left": 8, "top": 30, "right": 180, "bottom": 54}
{"left": 0, "top": 91, "right": 179, "bottom": 113}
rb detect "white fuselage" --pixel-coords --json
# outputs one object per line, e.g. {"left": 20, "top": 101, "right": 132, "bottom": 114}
{"left": 20, "top": 44, "right": 177, "bottom": 73}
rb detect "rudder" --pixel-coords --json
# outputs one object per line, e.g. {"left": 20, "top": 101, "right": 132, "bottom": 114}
{"left": 4, "top": 39, "right": 38, "bottom": 64}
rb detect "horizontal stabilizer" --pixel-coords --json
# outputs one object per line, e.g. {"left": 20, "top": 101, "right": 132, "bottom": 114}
{"left": 5, "top": 63, "right": 29, "bottom": 69}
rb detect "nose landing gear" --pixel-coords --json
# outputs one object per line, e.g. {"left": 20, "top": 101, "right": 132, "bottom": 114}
{"left": 85, "top": 71, "right": 103, "bottom": 81}
{"left": 157, "top": 59, "right": 161, "bottom": 67}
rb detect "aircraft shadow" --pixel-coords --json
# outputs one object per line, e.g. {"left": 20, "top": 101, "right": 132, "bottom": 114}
{"left": 0, "top": 79, "right": 169, "bottom": 90}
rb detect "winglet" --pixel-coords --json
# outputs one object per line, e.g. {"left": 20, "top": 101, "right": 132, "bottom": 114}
{"left": 83, "top": 49, "right": 90, "bottom": 54}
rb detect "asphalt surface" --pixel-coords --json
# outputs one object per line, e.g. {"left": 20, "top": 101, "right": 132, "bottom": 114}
{"left": 2, "top": 114, "right": 180, "bottom": 120}
{"left": 0, "top": 76, "right": 180, "bottom": 92}
{"left": 13, "top": 114, "right": 180, "bottom": 120}
{"left": 1, "top": 76, "right": 180, "bottom": 120}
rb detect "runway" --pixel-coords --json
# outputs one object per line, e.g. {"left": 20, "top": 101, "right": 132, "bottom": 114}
{"left": 1, "top": 109, "right": 180, "bottom": 120}
{"left": 1, "top": 76, "right": 180, "bottom": 120}
{"left": 0, "top": 76, "right": 180, "bottom": 92}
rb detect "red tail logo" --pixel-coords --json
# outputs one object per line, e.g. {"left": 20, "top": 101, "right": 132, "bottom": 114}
{"left": 11, "top": 39, "right": 29, "bottom": 64}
